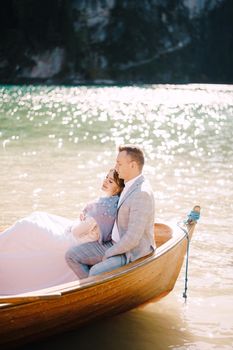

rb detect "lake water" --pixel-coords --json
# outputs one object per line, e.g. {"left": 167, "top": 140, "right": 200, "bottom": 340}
{"left": 0, "top": 84, "right": 232, "bottom": 349}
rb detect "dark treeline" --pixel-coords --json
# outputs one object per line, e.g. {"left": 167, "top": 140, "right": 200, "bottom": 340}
{"left": 0, "top": 0, "right": 232, "bottom": 84}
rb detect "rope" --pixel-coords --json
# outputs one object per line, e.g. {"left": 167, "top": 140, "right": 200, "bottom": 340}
{"left": 184, "top": 210, "right": 200, "bottom": 224}
{"left": 177, "top": 223, "right": 190, "bottom": 301}
{"left": 183, "top": 226, "right": 190, "bottom": 301}
{"left": 178, "top": 207, "right": 200, "bottom": 301}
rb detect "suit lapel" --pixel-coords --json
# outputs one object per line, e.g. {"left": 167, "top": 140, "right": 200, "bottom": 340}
{"left": 117, "top": 175, "right": 144, "bottom": 210}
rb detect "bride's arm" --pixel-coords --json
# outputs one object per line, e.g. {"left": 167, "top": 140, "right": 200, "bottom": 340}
{"left": 79, "top": 204, "right": 89, "bottom": 221}
{"left": 71, "top": 217, "right": 100, "bottom": 241}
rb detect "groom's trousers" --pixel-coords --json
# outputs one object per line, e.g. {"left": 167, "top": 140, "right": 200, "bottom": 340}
{"left": 65, "top": 240, "right": 126, "bottom": 279}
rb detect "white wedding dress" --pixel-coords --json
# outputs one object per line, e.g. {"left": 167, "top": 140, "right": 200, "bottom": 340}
{"left": 0, "top": 211, "right": 94, "bottom": 295}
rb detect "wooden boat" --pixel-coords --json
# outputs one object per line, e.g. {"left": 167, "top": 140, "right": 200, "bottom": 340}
{"left": 0, "top": 206, "right": 200, "bottom": 349}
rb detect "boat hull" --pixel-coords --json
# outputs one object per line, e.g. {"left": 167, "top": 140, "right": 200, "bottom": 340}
{"left": 0, "top": 221, "right": 196, "bottom": 348}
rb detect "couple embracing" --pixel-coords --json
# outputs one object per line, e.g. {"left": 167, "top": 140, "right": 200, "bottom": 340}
{"left": 65, "top": 144, "right": 156, "bottom": 279}
{"left": 0, "top": 144, "right": 155, "bottom": 295}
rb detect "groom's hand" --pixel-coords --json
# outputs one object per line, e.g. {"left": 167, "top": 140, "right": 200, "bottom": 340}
{"left": 102, "top": 256, "right": 107, "bottom": 261}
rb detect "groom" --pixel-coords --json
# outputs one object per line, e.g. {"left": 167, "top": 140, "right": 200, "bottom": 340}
{"left": 65, "top": 144, "right": 155, "bottom": 278}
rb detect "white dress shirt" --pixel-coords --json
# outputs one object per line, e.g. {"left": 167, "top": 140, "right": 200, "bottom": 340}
{"left": 111, "top": 174, "right": 142, "bottom": 243}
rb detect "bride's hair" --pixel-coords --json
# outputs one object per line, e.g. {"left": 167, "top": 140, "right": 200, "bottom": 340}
{"left": 111, "top": 169, "right": 125, "bottom": 195}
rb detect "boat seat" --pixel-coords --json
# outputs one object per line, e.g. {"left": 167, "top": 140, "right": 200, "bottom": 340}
{"left": 154, "top": 223, "right": 173, "bottom": 248}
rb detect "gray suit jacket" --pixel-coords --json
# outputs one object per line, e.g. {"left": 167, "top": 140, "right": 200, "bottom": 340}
{"left": 105, "top": 175, "right": 156, "bottom": 263}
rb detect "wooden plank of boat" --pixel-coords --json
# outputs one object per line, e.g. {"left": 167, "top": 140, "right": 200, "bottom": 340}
{"left": 0, "top": 206, "right": 200, "bottom": 348}
{"left": 0, "top": 292, "right": 62, "bottom": 304}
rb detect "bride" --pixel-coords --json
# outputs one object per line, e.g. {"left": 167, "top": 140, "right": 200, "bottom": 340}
{"left": 0, "top": 169, "right": 124, "bottom": 295}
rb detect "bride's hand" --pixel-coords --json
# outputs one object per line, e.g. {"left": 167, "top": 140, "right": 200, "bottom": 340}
{"left": 79, "top": 212, "right": 86, "bottom": 221}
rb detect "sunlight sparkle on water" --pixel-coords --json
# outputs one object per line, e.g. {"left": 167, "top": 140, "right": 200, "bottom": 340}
{"left": 1, "top": 84, "right": 233, "bottom": 217}
{"left": 1, "top": 84, "right": 233, "bottom": 349}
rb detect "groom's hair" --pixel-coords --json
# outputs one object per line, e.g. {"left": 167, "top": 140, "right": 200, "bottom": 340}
{"left": 118, "top": 144, "right": 145, "bottom": 170}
